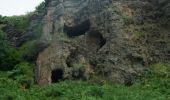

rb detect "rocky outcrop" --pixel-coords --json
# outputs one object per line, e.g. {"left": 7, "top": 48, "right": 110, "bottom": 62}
{"left": 35, "top": 0, "right": 170, "bottom": 85}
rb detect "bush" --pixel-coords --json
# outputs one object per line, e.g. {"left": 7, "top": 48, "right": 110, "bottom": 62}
{"left": 8, "top": 62, "right": 34, "bottom": 89}
{"left": 149, "top": 63, "right": 169, "bottom": 77}
{"left": 2, "top": 15, "right": 29, "bottom": 33}
{"left": 35, "top": 1, "right": 45, "bottom": 14}
{"left": 19, "top": 40, "right": 39, "bottom": 61}
{"left": 86, "top": 86, "right": 104, "bottom": 98}
{"left": 0, "top": 30, "right": 21, "bottom": 71}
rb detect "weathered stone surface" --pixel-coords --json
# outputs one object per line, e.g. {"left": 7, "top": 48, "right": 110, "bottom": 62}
{"left": 35, "top": 0, "right": 170, "bottom": 85}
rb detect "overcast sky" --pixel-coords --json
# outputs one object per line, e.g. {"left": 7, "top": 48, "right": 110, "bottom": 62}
{"left": 0, "top": 0, "right": 44, "bottom": 16}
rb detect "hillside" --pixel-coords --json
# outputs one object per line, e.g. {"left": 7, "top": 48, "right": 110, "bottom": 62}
{"left": 0, "top": 0, "right": 170, "bottom": 99}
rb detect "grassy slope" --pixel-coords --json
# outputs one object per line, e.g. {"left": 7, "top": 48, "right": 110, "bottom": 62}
{"left": 0, "top": 67, "right": 170, "bottom": 100}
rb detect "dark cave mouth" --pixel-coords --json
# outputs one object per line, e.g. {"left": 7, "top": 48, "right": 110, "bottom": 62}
{"left": 87, "top": 31, "right": 106, "bottom": 50}
{"left": 51, "top": 69, "right": 63, "bottom": 83}
{"left": 64, "top": 20, "right": 90, "bottom": 37}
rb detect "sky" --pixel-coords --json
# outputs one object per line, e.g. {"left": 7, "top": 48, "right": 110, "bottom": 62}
{"left": 0, "top": 0, "right": 44, "bottom": 16}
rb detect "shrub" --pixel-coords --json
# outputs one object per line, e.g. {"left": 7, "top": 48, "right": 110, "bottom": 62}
{"left": 2, "top": 15, "right": 29, "bottom": 33}
{"left": 35, "top": 1, "right": 45, "bottom": 14}
{"left": 8, "top": 62, "right": 34, "bottom": 89}
{"left": 86, "top": 86, "right": 104, "bottom": 98}
{"left": 149, "top": 63, "right": 169, "bottom": 77}
{"left": 19, "top": 40, "right": 39, "bottom": 61}
{"left": 45, "top": 89, "right": 63, "bottom": 97}
{"left": 0, "top": 30, "right": 21, "bottom": 71}
{"left": 14, "top": 62, "right": 34, "bottom": 76}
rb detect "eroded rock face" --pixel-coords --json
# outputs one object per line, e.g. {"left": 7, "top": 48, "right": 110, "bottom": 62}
{"left": 35, "top": 0, "right": 170, "bottom": 85}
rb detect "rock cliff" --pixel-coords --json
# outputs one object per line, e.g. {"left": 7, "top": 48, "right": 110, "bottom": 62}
{"left": 34, "top": 0, "right": 170, "bottom": 85}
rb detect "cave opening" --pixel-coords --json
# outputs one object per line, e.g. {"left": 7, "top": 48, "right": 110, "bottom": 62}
{"left": 64, "top": 20, "right": 90, "bottom": 37}
{"left": 51, "top": 69, "right": 63, "bottom": 83}
{"left": 87, "top": 31, "right": 106, "bottom": 51}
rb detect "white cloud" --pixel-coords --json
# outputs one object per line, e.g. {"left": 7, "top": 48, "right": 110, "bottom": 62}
{"left": 0, "top": 0, "right": 44, "bottom": 16}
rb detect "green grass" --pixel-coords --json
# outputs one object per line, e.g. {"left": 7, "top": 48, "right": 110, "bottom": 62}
{"left": 0, "top": 71, "right": 169, "bottom": 100}
{"left": 0, "top": 63, "right": 170, "bottom": 100}
{"left": 0, "top": 80, "right": 169, "bottom": 100}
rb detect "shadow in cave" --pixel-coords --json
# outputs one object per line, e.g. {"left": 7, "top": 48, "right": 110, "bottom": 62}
{"left": 86, "top": 30, "right": 106, "bottom": 51}
{"left": 64, "top": 20, "right": 90, "bottom": 37}
{"left": 51, "top": 69, "right": 63, "bottom": 83}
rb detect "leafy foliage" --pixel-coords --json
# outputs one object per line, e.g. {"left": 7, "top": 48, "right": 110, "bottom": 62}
{"left": 0, "top": 30, "right": 21, "bottom": 70}
{"left": 35, "top": 1, "right": 45, "bottom": 14}
{"left": 1, "top": 15, "right": 29, "bottom": 33}
{"left": 19, "top": 40, "right": 39, "bottom": 61}
{"left": 0, "top": 62, "right": 170, "bottom": 100}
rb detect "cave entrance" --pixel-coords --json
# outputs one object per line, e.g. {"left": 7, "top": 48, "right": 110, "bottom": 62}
{"left": 64, "top": 20, "right": 90, "bottom": 37}
{"left": 86, "top": 31, "right": 106, "bottom": 51}
{"left": 51, "top": 69, "right": 63, "bottom": 83}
